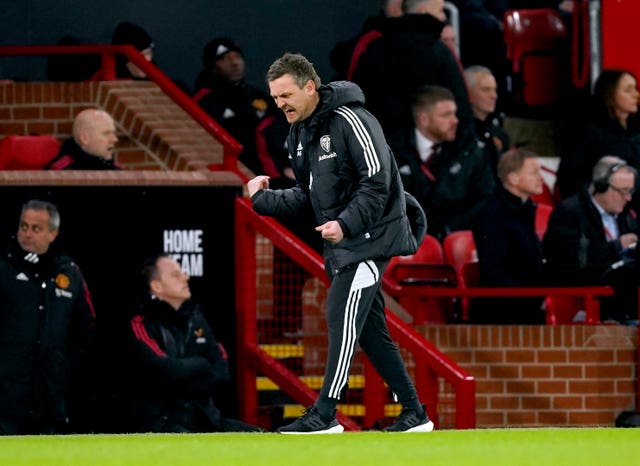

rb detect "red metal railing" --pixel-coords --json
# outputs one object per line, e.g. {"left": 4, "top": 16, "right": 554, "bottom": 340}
{"left": 0, "top": 44, "right": 243, "bottom": 173}
{"left": 383, "top": 277, "right": 615, "bottom": 324}
{"left": 235, "top": 197, "right": 476, "bottom": 430}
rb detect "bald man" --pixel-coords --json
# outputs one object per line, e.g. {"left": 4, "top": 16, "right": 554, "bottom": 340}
{"left": 46, "top": 108, "right": 122, "bottom": 170}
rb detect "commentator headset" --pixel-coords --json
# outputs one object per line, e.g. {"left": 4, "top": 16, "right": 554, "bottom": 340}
{"left": 593, "top": 160, "right": 628, "bottom": 193}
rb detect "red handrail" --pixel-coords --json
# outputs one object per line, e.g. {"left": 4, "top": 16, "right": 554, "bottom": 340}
{"left": 0, "top": 44, "right": 243, "bottom": 172}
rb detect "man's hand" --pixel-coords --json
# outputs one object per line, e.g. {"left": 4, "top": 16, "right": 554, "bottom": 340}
{"left": 247, "top": 175, "right": 270, "bottom": 197}
{"left": 620, "top": 233, "right": 638, "bottom": 250}
{"left": 316, "top": 220, "right": 344, "bottom": 244}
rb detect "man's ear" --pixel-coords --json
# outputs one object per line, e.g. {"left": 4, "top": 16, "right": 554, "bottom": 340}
{"left": 149, "top": 279, "right": 163, "bottom": 296}
{"left": 304, "top": 79, "right": 316, "bottom": 95}
{"left": 506, "top": 171, "right": 519, "bottom": 187}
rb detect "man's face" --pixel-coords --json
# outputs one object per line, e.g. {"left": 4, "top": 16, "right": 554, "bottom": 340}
{"left": 440, "top": 25, "right": 457, "bottom": 55}
{"left": 269, "top": 74, "right": 318, "bottom": 123}
{"left": 17, "top": 209, "right": 58, "bottom": 255}
{"left": 79, "top": 112, "right": 118, "bottom": 160}
{"left": 510, "top": 157, "right": 543, "bottom": 198}
{"left": 598, "top": 169, "right": 636, "bottom": 215}
{"left": 151, "top": 257, "right": 192, "bottom": 310}
{"left": 126, "top": 47, "right": 153, "bottom": 79}
{"left": 418, "top": 100, "right": 458, "bottom": 143}
{"left": 469, "top": 72, "right": 498, "bottom": 120}
{"left": 214, "top": 51, "right": 245, "bottom": 83}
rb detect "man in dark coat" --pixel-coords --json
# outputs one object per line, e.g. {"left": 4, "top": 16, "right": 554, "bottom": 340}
{"left": 390, "top": 85, "right": 495, "bottom": 240}
{"left": 46, "top": 108, "right": 122, "bottom": 170}
{"left": 352, "top": 0, "right": 474, "bottom": 143}
{"left": 544, "top": 156, "right": 640, "bottom": 323}
{"left": 0, "top": 200, "right": 96, "bottom": 435}
{"left": 249, "top": 53, "right": 431, "bottom": 434}
{"left": 472, "top": 149, "right": 546, "bottom": 324}
{"left": 194, "top": 37, "right": 272, "bottom": 176}
{"left": 125, "top": 254, "right": 264, "bottom": 433}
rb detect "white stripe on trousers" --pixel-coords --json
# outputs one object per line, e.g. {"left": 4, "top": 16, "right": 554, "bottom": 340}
{"left": 327, "top": 260, "right": 378, "bottom": 399}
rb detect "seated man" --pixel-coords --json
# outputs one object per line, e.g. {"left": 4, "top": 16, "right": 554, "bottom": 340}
{"left": 45, "top": 108, "right": 122, "bottom": 170}
{"left": 389, "top": 84, "right": 494, "bottom": 240}
{"left": 464, "top": 65, "right": 510, "bottom": 180}
{"left": 543, "top": 156, "right": 640, "bottom": 324}
{"left": 125, "top": 254, "right": 264, "bottom": 433}
{"left": 471, "top": 148, "right": 546, "bottom": 324}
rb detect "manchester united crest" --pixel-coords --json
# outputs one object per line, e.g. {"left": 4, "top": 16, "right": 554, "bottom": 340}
{"left": 55, "top": 273, "right": 70, "bottom": 289}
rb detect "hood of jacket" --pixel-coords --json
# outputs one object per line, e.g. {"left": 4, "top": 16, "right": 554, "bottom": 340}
{"left": 311, "top": 81, "right": 366, "bottom": 123}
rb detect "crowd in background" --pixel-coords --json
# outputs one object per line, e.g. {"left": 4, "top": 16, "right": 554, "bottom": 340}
{"left": 2, "top": 0, "right": 640, "bottom": 435}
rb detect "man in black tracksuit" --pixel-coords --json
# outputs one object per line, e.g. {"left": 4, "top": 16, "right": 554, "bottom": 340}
{"left": 125, "top": 254, "right": 263, "bottom": 433}
{"left": 45, "top": 108, "right": 122, "bottom": 170}
{"left": 0, "top": 200, "right": 96, "bottom": 435}
{"left": 248, "top": 53, "right": 432, "bottom": 433}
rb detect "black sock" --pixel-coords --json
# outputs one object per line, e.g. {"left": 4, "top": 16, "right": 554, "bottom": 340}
{"left": 401, "top": 397, "right": 423, "bottom": 415}
{"left": 314, "top": 395, "right": 337, "bottom": 420}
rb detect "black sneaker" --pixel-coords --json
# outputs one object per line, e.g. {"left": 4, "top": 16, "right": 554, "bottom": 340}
{"left": 384, "top": 405, "right": 434, "bottom": 432}
{"left": 277, "top": 407, "right": 344, "bottom": 434}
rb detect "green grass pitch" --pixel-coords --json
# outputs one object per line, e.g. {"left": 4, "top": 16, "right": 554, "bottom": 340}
{"left": 1, "top": 428, "right": 638, "bottom": 465}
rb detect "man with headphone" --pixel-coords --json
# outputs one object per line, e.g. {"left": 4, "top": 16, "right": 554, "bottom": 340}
{"left": 543, "top": 155, "right": 640, "bottom": 324}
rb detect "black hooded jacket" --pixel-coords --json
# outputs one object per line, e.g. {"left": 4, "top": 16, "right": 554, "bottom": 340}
{"left": 251, "top": 81, "right": 425, "bottom": 275}
{"left": 351, "top": 13, "right": 474, "bottom": 142}
{"left": 126, "top": 298, "right": 229, "bottom": 431}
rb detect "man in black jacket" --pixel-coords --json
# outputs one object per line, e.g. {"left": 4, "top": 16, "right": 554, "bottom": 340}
{"left": 46, "top": 108, "right": 122, "bottom": 170}
{"left": 543, "top": 156, "right": 640, "bottom": 323}
{"left": 352, "top": 0, "right": 474, "bottom": 143}
{"left": 390, "top": 85, "right": 495, "bottom": 240}
{"left": 248, "top": 53, "right": 431, "bottom": 434}
{"left": 194, "top": 37, "right": 272, "bottom": 176}
{"left": 125, "top": 254, "right": 264, "bottom": 433}
{"left": 0, "top": 200, "right": 96, "bottom": 435}
{"left": 471, "top": 148, "right": 546, "bottom": 324}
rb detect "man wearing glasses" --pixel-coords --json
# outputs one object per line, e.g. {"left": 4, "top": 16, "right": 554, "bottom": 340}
{"left": 543, "top": 156, "right": 640, "bottom": 324}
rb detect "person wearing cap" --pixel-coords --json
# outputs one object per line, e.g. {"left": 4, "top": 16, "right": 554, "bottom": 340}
{"left": 111, "top": 21, "right": 155, "bottom": 80}
{"left": 193, "top": 37, "right": 275, "bottom": 177}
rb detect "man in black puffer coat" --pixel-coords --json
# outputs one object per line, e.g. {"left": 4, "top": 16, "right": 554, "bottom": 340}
{"left": 45, "top": 108, "right": 122, "bottom": 170}
{"left": 249, "top": 53, "right": 431, "bottom": 434}
{"left": 125, "top": 254, "right": 264, "bottom": 433}
{"left": 0, "top": 200, "right": 96, "bottom": 435}
{"left": 352, "top": 0, "right": 474, "bottom": 144}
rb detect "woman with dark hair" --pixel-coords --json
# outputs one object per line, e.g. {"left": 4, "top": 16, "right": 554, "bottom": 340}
{"left": 556, "top": 68, "right": 640, "bottom": 199}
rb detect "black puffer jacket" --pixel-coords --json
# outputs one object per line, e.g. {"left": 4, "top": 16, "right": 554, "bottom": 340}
{"left": 45, "top": 138, "right": 122, "bottom": 170}
{"left": 352, "top": 13, "right": 474, "bottom": 143}
{"left": 389, "top": 125, "right": 495, "bottom": 240}
{"left": 252, "top": 81, "right": 425, "bottom": 275}
{"left": 0, "top": 239, "right": 95, "bottom": 426}
{"left": 126, "top": 298, "right": 229, "bottom": 432}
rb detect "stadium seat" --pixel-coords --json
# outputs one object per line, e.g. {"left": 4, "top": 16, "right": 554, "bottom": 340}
{"left": 544, "top": 295, "right": 599, "bottom": 324}
{"left": 503, "top": 8, "right": 570, "bottom": 111}
{"left": 443, "top": 230, "right": 477, "bottom": 271}
{"left": 384, "top": 234, "right": 459, "bottom": 324}
{"left": 443, "top": 230, "right": 478, "bottom": 321}
{"left": 535, "top": 203, "right": 553, "bottom": 240}
{"left": 0, "top": 134, "right": 60, "bottom": 170}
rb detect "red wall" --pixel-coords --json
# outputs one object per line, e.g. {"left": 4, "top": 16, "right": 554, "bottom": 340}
{"left": 601, "top": 0, "right": 640, "bottom": 79}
